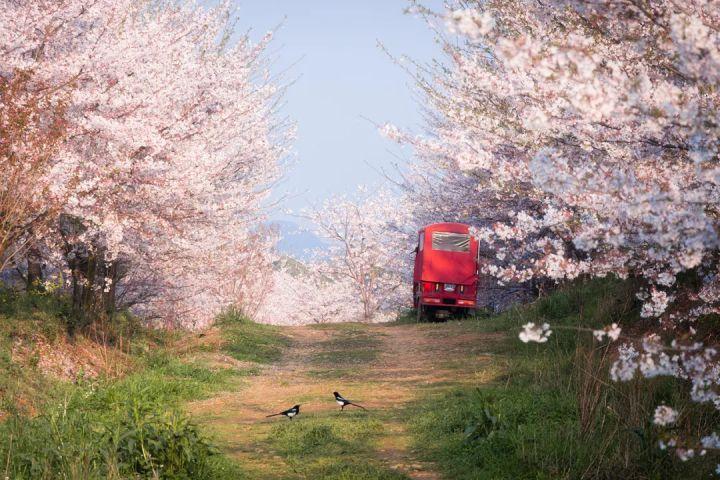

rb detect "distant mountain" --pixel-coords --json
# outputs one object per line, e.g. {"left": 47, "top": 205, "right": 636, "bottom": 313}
{"left": 273, "top": 255, "right": 311, "bottom": 276}
{"left": 269, "top": 220, "right": 325, "bottom": 260}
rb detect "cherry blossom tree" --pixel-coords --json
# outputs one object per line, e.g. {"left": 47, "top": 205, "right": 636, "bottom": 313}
{"left": 255, "top": 266, "right": 364, "bottom": 325}
{"left": 386, "top": 124, "right": 540, "bottom": 310}
{"left": 385, "top": 0, "right": 720, "bottom": 469}
{"left": 0, "top": 70, "right": 69, "bottom": 281}
{"left": 1, "top": 0, "right": 288, "bottom": 327}
{"left": 255, "top": 188, "right": 414, "bottom": 326}
{"left": 302, "top": 188, "right": 415, "bottom": 322}
{"left": 400, "top": 0, "right": 720, "bottom": 304}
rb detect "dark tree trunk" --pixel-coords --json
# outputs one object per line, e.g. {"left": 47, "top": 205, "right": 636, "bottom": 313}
{"left": 26, "top": 247, "right": 44, "bottom": 292}
{"left": 103, "top": 260, "right": 118, "bottom": 316}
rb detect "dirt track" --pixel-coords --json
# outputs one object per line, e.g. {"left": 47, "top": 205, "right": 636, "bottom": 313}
{"left": 189, "top": 321, "right": 502, "bottom": 479}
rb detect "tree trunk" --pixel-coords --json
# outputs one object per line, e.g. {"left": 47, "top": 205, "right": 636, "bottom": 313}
{"left": 103, "top": 260, "right": 117, "bottom": 316}
{"left": 26, "top": 247, "right": 44, "bottom": 292}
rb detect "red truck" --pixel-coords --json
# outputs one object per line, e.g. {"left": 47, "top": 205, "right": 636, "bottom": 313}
{"left": 413, "top": 222, "right": 479, "bottom": 320}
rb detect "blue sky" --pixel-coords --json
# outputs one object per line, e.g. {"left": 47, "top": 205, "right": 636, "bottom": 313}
{"left": 230, "top": 0, "right": 445, "bottom": 220}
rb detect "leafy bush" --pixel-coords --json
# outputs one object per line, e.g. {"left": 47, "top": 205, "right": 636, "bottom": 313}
{"left": 108, "top": 401, "right": 218, "bottom": 479}
{"left": 0, "top": 385, "right": 237, "bottom": 480}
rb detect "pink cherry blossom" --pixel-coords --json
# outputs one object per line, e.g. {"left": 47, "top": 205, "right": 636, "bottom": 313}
{"left": 1, "top": 0, "right": 289, "bottom": 327}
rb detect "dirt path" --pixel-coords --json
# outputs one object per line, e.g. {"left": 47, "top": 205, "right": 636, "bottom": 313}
{"left": 189, "top": 321, "right": 502, "bottom": 479}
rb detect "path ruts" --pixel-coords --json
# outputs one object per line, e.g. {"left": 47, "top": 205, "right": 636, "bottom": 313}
{"left": 188, "top": 321, "right": 500, "bottom": 479}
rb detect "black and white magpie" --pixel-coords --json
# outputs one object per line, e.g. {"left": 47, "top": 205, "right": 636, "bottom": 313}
{"left": 333, "top": 391, "right": 367, "bottom": 411}
{"left": 265, "top": 404, "right": 301, "bottom": 420}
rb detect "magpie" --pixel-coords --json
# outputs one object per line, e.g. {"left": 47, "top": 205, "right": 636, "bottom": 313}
{"left": 265, "top": 404, "right": 301, "bottom": 420}
{"left": 334, "top": 391, "right": 367, "bottom": 411}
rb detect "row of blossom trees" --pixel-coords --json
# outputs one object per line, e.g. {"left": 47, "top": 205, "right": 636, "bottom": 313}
{"left": 382, "top": 0, "right": 719, "bottom": 470}
{"left": 0, "top": 0, "right": 287, "bottom": 328}
{"left": 256, "top": 188, "right": 414, "bottom": 325}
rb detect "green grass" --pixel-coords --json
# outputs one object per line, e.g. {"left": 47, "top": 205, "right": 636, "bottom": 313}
{"left": 7, "top": 278, "right": 716, "bottom": 479}
{"left": 266, "top": 412, "right": 408, "bottom": 479}
{"left": 0, "top": 290, "right": 71, "bottom": 417}
{"left": 0, "top": 390, "right": 245, "bottom": 480}
{"left": 308, "top": 461, "right": 408, "bottom": 480}
{"left": 0, "top": 351, "right": 246, "bottom": 479}
{"left": 0, "top": 289, "right": 70, "bottom": 353}
{"left": 90, "top": 354, "right": 240, "bottom": 413}
{"left": 215, "top": 307, "right": 289, "bottom": 364}
{"left": 410, "top": 387, "right": 577, "bottom": 479}
{"left": 256, "top": 320, "right": 408, "bottom": 478}
{"left": 394, "top": 308, "right": 487, "bottom": 325}
{"left": 0, "top": 291, "right": 290, "bottom": 479}
{"left": 408, "top": 277, "right": 720, "bottom": 479}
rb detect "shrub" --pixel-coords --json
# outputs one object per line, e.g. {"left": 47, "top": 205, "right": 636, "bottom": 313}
{"left": 0, "top": 394, "right": 224, "bottom": 479}
{"left": 109, "top": 402, "right": 218, "bottom": 479}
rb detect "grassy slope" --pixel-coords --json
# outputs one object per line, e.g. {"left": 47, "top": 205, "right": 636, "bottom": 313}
{"left": 3, "top": 279, "right": 717, "bottom": 479}
{"left": 0, "top": 291, "right": 288, "bottom": 480}
{"left": 408, "top": 277, "right": 720, "bottom": 479}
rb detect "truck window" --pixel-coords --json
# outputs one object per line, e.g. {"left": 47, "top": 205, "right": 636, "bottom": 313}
{"left": 431, "top": 232, "right": 470, "bottom": 252}
{"left": 418, "top": 232, "right": 424, "bottom": 251}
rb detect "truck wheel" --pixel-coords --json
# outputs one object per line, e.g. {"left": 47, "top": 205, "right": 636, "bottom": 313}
{"left": 416, "top": 305, "right": 423, "bottom": 322}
